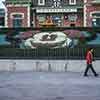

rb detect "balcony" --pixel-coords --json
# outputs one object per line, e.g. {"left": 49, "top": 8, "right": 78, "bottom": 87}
{"left": 35, "top": 7, "right": 78, "bottom": 13}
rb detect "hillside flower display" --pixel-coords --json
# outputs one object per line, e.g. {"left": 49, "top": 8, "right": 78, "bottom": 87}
{"left": 4, "top": 29, "right": 97, "bottom": 48}
{"left": 24, "top": 32, "right": 72, "bottom": 48}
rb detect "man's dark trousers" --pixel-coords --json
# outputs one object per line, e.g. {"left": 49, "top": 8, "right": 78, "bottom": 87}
{"left": 84, "top": 64, "right": 97, "bottom": 76}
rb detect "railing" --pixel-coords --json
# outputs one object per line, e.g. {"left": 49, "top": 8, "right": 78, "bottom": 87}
{"left": 0, "top": 46, "right": 100, "bottom": 60}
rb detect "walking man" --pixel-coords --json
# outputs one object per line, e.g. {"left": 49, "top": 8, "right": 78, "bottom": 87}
{"left": 84, "top": 48, "right": 98, "bottom": 77}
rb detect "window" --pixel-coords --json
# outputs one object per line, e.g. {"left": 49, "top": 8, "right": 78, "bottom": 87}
{"left": 52, "top": 0, "right": 61, "bottom": 8}
{"left": 0, "top": 17, "right": 4, "bottom": 26}
{"left": 38, "top": 0, "right": 45, "bottom": 5}
{"left": 69, "top": 0, "right": 76, "bottom": 5}
{"left": 68, "top": 14, "right": 77, "bottom": 22}
{"left": 92, "top": 13, "right": 100, "bottom": 27}
{"left": 12, "top": 14, "right": 23, "bottom": 27}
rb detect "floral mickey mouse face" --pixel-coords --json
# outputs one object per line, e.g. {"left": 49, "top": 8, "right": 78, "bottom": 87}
{"left": 41, "top": 34, "right": 57, "bottom": 41}
{"left": 24, "top": 32, "right": 71, "bottom": 48}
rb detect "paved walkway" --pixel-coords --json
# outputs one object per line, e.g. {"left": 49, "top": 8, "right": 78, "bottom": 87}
{"left": 0, "top": 72, "right": 100, "bottom": 100}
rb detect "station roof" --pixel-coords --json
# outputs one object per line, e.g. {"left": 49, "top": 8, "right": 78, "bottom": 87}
{"left": 5, "top": 0, "right": 31, "bottom": 4}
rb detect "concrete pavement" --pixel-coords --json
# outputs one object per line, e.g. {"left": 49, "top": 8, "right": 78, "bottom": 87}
{"left": 0, "top": 72, "right": 100, "bottom": 100}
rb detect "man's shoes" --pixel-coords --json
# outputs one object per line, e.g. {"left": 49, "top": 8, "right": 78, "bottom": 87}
{"left": 84, "top": 74, "right": 99, "bottom": 77}
{"left": 84, "top": 74, "right": 88, "bottom": 77}
{"left": 95, "top": 74, "right": 99, "bottom": 77}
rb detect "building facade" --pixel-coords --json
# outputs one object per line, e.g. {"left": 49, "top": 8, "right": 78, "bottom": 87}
{"left": 5, "top": 0, "right": 31, "bottom": 28}
{"left": 4, "top": 0, "right": 100, "bottom": 27}
{"left": 85, "top": 0, "right": 100, "bottom": 27}
{"left": 32, "top": 0, "right": 84, "bottom": 27}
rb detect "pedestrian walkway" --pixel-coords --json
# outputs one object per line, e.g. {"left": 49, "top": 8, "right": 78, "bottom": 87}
{"left": 0, "top": 72, "right": 100, "bottom": 100}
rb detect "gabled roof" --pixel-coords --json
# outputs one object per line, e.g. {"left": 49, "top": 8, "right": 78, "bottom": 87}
{"left": 5, "top": 0, "right": 32, "bottom": 4}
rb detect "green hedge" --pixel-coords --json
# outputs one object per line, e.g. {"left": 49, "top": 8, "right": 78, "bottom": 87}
{"left": 0, "top": 27, "right": 100, "bottom": 33}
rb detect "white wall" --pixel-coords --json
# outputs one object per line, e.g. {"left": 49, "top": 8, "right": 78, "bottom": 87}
{"left": 0, "top": 59, "right": 99, "bottom": 72}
